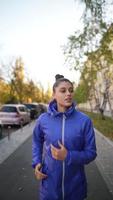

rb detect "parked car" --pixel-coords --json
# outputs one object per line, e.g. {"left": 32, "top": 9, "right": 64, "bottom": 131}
{"left": 23, "top": 103, "right": 39, "bottom": 119}
{"left": 37, "top": 103, "right": 47, "bottom": 116}
{"left": 0, "top": 104, "right": 30, "bottom": 126}
{"left": 24, "top": 103, "right": 47, "bottom": 119}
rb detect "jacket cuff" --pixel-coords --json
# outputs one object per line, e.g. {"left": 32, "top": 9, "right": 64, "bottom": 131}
{"left": 32, "top": 162, "right": 41, "bottom": 169}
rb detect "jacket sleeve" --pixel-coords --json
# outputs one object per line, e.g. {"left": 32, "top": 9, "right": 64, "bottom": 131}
{"left": 66, "top": 118, "right": 97, "bottom": 165}
{"left": 32, "top": 117, "right": 44, "bottom": 168}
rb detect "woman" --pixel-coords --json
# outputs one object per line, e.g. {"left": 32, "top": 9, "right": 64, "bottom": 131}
{"left": 32, "top": 75, "right": 97, "bottom": 200}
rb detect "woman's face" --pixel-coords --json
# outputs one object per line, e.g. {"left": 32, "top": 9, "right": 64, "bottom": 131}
{"left": 53, "top": 81, "right": 74, "bottom": 111}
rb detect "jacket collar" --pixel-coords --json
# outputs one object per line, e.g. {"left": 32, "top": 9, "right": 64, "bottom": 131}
{"left": 48, "top": 99, "right": 76, "bottom": 117}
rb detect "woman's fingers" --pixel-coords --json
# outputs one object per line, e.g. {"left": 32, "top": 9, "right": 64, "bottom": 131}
{"left": 35, "top": 170, "right": 47, "bottom": 180}
{"left": 51, "top": 144, "right": 61, "bottom": 159}
{"left": 51, "top": 144, "right": 58, "bottom": 151}
{"left": 51, "top": 144, "right": 59, "bottom": 157}
{"left": 51, "top": 143, "right": 67, "bottom": 160}
{"left": 35, "top": 163, "right": 47, "bottom": 180}
{"left": 35, "top": 163, "right": 42, "bottom": 171}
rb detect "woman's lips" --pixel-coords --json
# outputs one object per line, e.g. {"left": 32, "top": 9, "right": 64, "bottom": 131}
{"left": 65, "top": 98, "right": 72, "bottom": 102}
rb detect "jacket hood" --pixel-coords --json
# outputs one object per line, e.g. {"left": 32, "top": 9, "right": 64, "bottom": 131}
{"left": 47, "top": 99, "right": 76, "bottom": 117}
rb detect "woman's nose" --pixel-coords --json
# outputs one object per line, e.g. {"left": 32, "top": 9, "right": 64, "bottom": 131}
{"left": 66, "top": 90, "right": 71, "bottom": 95}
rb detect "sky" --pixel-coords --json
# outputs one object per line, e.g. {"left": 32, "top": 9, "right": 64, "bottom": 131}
{"left": 0, "top": 0, "right": 83, "bottom": 90}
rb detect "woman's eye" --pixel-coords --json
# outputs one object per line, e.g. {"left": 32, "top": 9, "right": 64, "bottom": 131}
{"left": 69, "top": 89, "right": 74, "bottom": 93}
{"left": 60, "top": 90, "right": 66, "bottom": 93}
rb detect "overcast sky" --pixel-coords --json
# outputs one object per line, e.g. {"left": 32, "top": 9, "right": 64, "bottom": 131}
{"left": 0, "top": 0, "right": 84, "bottom": 89}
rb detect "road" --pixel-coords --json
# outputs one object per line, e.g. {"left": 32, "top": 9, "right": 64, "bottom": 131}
{"left": 0, "top": 136, "right": 113, "bottom": 200}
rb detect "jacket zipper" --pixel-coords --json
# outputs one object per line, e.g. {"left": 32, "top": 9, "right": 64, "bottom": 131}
{"left": 62, "top": 114, "right": 66, "bottom": 200}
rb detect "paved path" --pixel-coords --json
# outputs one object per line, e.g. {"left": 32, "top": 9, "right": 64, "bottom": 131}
{"left": 0, "top": 135, "right": 113, "bottom": 200}
{"left": 0, "top": 121, "right": 35, "bottom": 164}
{"left": 95, "top": 128, "right": 113, "bottom": 195}
{"left": 0, "top": 136, "right": 38, "bottom": 200}
{"left": 0, "top": 121, "right": 113, "bottom": 199}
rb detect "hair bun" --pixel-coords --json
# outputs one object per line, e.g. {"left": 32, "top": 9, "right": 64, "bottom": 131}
{"left": 55, "top": 74, "right": 64, "bottom": 81}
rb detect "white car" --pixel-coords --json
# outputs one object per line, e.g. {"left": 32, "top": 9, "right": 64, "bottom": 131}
{"left": 0, "top": 104, "right": 30, "bottom": 126}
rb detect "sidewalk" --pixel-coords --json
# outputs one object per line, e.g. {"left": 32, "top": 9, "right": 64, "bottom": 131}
{"left": 0, "top": 121, "right": 113, "bottom": 197}
{"left": 95, "top": 128, "right": 113, "bottom": 195}
{"left": 0, "top": 121, "right": 35, "bottom": 164}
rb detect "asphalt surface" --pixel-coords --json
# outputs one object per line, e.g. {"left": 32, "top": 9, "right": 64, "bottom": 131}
{"left": 0, "top": 136, "right": 38, "bottom": 200}
{"left": 0, "top": 135, "right": 113, "bottom": 200}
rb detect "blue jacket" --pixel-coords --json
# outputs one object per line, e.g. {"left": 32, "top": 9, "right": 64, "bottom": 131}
{"left": 32, "top": 100, "right": 97, "bottom": 200}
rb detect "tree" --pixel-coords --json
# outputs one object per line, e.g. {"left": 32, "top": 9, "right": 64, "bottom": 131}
{"left": 93, "top": 25, "right": 113, "bottom": 118}
{"left": 11, "top": 57, "right": 25, "bottom": 103}
{"left": 74, "top": 53, "right": 98, "bottom": 110}
{"left": 0, "top": 57, "right": 52, "bottom": 104}
{"left": 74, "top": 82, "right": 88, "bottom": 103}
{"left": 64, "top": 1, "right": 113, "bottom": 119}
{"left": 43, "top": 84, "right": 52, "bottom": 103}
{"left": 76, "top": 24, "right": 113, "bottom": 119}
{"left": 0, "top": 79, "right": 10, "bottom": 104}
{"left": 64, "top": 0, "right": 113, "bottom": 72}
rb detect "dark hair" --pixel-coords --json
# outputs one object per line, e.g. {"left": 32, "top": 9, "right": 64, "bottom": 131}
{"left": 53, "top": 74, "right": 73, "bottom": 92}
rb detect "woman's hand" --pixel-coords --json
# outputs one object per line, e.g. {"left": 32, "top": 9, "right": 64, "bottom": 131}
{"left": 51, "top": 141, "right": 67, "bottom": 161}
{"left": 34, "top": 163, "right": 48, "bottom": 180}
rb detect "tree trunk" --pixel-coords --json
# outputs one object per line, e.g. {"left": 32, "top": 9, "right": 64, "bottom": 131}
{"left": 108, "top": 96, "right": 113, "bottom": 119}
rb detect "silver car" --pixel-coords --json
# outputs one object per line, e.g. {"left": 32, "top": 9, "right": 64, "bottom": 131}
{"left": 0, "top": 104, "right": 30, "bottom": 126}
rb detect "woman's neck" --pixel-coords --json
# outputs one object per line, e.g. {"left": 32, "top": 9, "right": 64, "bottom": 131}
{"left": 57, "top": 104, "right": 68, "bottom": 113}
